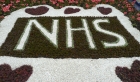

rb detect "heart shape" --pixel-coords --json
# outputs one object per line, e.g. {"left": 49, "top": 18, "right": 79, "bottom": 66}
{"left": 115, "top": 60, "right": 140, "bottom": 82}
{"left": 64, "top": 7, "right": 80, "bottom": 14}
{"left": 97, "top": 7, "right": 112, "bottom": 15}
{"left": 0, "top": 64, "right": 33, "bottom": 82}
{"left": 25, "top": 6, "right": 49, "bottom": 15}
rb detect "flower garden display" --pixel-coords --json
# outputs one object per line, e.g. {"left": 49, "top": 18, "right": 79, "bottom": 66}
{"left": 0, "top": 0, "right": 140, "bottom": 82}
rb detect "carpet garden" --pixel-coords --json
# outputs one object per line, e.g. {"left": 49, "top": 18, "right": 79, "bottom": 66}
{"left": 0, "top": 3, "right": 140, "bottom": 82}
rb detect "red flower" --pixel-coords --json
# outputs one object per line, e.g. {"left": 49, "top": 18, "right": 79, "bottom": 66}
{"left": 128, "top": 7, "right": 134, "bottom": 12}
{"left": 137, "top": 13, "right": 140, "bottom": 17}
{"left": 58, "top": 0, "right": 64, "bottom": 3}
{"left": 0, "top": 0, "right": 5, "bottom": 3}
{"left": 105, "top": 0, "right": 109, "bottom": 2}
{"left": 2, "top": 5, "right": 10, "bottom": 12}
{"left": 131, "top": 16, "right": 135, "bottom": 19}
{"left": 50, "top": 0, "right": 57, "bottom": 4}
{"left": 16, "top": 0, "right": 20, "bottom": 3}
{"left": 68, "top": 0, "right": 78, "bottom": 4}
{"left": 91, "top": 0, "right": 96, "bottom": 2}
{"left": 86, "top": 3, "right": 89, "bottom": 8}
{"left": 137, "top": 17, "right": 140, "bottom": 21}
{"left": 109, "top": 0, "right": 114, "bottom": 3}
{"left": 123, "top": 12, "right": 127, "bottom": 15}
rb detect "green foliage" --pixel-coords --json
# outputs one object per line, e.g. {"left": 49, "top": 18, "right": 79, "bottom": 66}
{"left": 5, "top": 0, "right": 10, "bottom": 4}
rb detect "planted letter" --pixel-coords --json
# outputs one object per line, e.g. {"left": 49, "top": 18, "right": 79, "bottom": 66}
{"left": 93, "top": 19, "right": 127, "bottom": 48}
{"left": 15, "top": 19, "right": 59, "bottom": 50}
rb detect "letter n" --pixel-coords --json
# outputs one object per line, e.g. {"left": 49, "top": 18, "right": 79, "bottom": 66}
{"left": 14, "top": 19, "right": 59, "bottom": 50}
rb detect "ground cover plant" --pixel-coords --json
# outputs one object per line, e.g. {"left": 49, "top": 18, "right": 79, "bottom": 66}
{"left": 1, "top": 17, "right": 140, "bottom": 58}
{"left": 0, "top": 0, "right": 140, "bottom": 29}
{"left": 0, "top": 64, "right": 33, "bottom": 82}
{"left": 116, "top": 60, "right": 140, "bottom": 82}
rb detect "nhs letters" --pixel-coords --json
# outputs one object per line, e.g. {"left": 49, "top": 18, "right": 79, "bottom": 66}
{"left": 0, "top": 17, "right": 140, "bottom": 58}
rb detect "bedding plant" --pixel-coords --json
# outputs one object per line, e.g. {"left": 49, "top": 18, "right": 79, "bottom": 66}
{"left": 1, "top": 16, "right": 140, "bottom": 58}
{"left": 0, "top": 0, "right": 140, "bottom": 29}
{"left": 116, "top": 60, "right": 140, "bottom": 82}
{"left": 0, "top": 0, "right": 140, "bottom": 82}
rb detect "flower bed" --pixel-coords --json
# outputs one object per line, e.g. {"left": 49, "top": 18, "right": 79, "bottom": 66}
{"left": 0, "top": 0, "right": 140, "bottom": 28}
{"left": 1, "top": 16, "right": 140, "bottom": 58}
{"left": 0, "top": 1, "right": 140, "bottom": 82}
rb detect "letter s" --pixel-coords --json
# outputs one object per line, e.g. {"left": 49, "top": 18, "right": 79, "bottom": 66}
{"left": 93, "top": 19, "right": 127, "bottom": 48}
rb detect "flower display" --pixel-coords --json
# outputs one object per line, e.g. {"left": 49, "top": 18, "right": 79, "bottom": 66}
{"left": 0, "top": 1, "right": 140, "bottom": 34}
{"left": 0, "top": 2, "right": 140, "bottom": 81}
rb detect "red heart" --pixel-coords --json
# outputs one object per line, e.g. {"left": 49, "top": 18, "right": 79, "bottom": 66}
{"left": 115, "top": 60, "right": 140, "bottom": 82}
{"left": 97, "top": 7, "right": 112, "bottom": 15}
{"left": 25, "top": 6, "right": 49, "bottom": 15}
{"left": 64, "top": 7, "right": 80, "bottom": 14}
{"left": 0, "top": 64, "right": 33, "bottom": 82}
